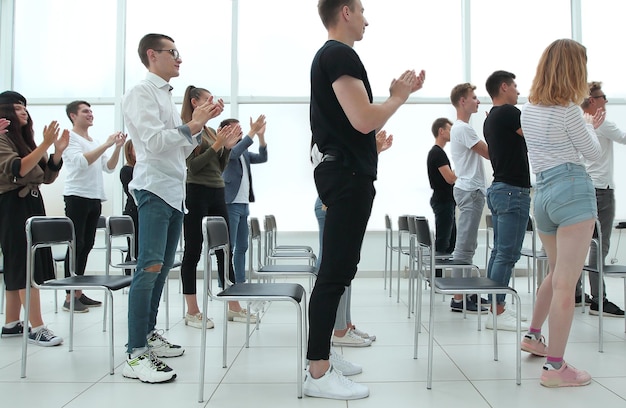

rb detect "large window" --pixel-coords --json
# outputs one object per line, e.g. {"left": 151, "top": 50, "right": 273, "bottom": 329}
{"left": 7, "top": 0, "right": 626, "bottom": 231}
{"left": 13, "top": 0, "right": 117, "bottom": 98}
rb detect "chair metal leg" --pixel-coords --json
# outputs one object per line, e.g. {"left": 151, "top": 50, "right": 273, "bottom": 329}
{"left": 107, "top": 290, "right": 115, "bottom": 375}
{"left": 164, "top": 275, "right": 170, "bottom": 331}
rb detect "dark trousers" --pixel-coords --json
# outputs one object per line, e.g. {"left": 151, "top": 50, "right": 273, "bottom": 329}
{"left": 64, "top": 195, "right": 101, "bottom": 285}
{"left": 181, "top": 183, "right": 235, "bottom": 294}
{"left": 307, "top": 162, "right": 375, "bottom": 361}
{"left": 430, "top": 197, "right": 456, "bottom": 254}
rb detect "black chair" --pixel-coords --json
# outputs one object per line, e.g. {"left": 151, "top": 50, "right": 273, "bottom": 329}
{"left": 384, "top": 214, "right": 401, "bottom": 294}
{"left": 249, "top": 217, "right": 317, "bottom": 290}
{"left": 263, "top": 215, "right": 316, "bottom": 267}
{"left": 414, "top": 217, "right": 522, "bottom": 389}
{"left": 396, "top": 215, "right": 413, "bottom": 303}
{"left": 583, "top": 219, "right": 626, "bottom": 352}
{"left": 21, "top": 216, "right": 132, "bottom": 378}
{"left": 519, "top": 215, "right": 547, "bottom": 309}
{"left": 198, "top": 216, "right": 306, "bottom": 402}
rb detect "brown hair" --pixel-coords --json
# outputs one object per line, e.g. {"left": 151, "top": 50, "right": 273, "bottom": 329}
{"left": 124, "top": 140, "right": 136, "bottom": 167}
{"left": 431, "top": 117, "right": 453, "bottom": 138}
{"left": 318, "top": 0, "right": 357, "bottom": 29}
{"left": 450, "top": 83, "right": 476, "bottom": 108}
{"left": 528, "top": 39, "right": 588, "bottom": 106}
{"left": 137, "top": 33, "right": 174, "bottom": 68}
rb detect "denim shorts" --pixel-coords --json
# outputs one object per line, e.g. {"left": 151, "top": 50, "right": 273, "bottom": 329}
{"left": 533, "top": 163, "right": 597, "bottom": 235}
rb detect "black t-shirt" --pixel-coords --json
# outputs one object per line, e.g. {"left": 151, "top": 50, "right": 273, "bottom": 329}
{"left": 483, "top": 104, "right": 531, "bottom": 188}
{"left": 310, "top": 40, "right": 377, "bottom": 178}
{"left": 427, "top": 145, "right": 454, "bottom": 201}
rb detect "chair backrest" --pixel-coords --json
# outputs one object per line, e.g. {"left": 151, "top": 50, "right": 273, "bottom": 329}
{"left": 248, "top": 217, "right": 265, "bottom": 271}
{"left": 485, "top": 214, "right": 493, "bottom": 229}
{"left": 202, "top": 216, "right": 230, "bottom": 252}
{"left": 25, "top": 216, "right": 75, "bottom": 285}
{"left": 202, "top": 216, "right": 231, "bottom": 291}
{"left": 105, "top": 216, "right": 135, "bottom": 268}
{"left": 415, "top": 217, "right": 433, "bottom": 248}
{"left": 398, "top": 215, "right": 410, "bottom": 232}
{"left": 97, "top": 215, "right": 106, "bottom": 229}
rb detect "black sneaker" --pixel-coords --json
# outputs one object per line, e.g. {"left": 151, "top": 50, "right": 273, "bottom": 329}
{"left": 28, "top": 326, "right": 63, "bottom": 347}
{"left": 467, "top": 294, "right": 490, "bottom": 306}
{"left": 62, "top": 298, "right": 89, "bottom": 313}
{"left": 589, "top": 298, "right": 625, "bottom": 317}
{"left": 575, "top": 293, "right": 592, "bottom": 307}
{"left": 1, "top": 321, "right": 31, "bottom": 337}
{"left": 450, "top": 297, "right": 488, "bottom": 314}
{"left": 79, "top": 294, "right": 102, "bottom": 307}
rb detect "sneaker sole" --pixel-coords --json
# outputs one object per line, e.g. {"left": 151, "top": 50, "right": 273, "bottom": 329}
{"left": 540, "top": 377, "right": 591, "bottom": 388}
{"left": 588, "top": 310, "right": 624, "bottom": 318}
{"left": 331, "top": 340, "right": 371, "bottom": 347}
{"left": 185, "top": 320, "right": 215, "bottom": 329}
{"left": 62, "top": 307, "right": 89, "bottom": 313}
{"left": 451, "top": 308, "right": 489, "bottom": 314}
{"left": 152, "top": 350, "right": 185, "bottom": 358}
{"left": 28, "top": 338, "right": 63, "bottom": 347}
{"left": 521, "top": 344, "right": 547, "bottom": 357}
{"left": 123, "top": 370, "right": 177, "bottom": 383}
{"left": 303, "top": 387, "right": 369, "bottom": 400}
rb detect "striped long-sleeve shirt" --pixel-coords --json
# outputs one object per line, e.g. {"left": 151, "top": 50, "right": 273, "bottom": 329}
{"left": 521, "top": 102, "right": 601, "bottom": 174}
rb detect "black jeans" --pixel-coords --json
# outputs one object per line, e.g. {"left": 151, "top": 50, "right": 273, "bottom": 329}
{"left": 430, "top": 197, "right": 456, "bottom": 254}
{"left": 307, "top": 162, "right": 375, "bottom": 361}
{"left": 181, "top": 183, "right": 235, "bottom": 294}
{"left": 64, "top": 195, "right": 101, "bottom": 284}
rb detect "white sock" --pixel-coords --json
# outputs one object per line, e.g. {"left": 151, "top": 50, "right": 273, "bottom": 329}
{"left": 3, "top": 320, "right": 20, "bottom": 328}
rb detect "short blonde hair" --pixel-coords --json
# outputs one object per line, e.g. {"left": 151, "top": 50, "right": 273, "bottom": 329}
{"left": 528, "top": 39, "right": 588, "bottom": 106}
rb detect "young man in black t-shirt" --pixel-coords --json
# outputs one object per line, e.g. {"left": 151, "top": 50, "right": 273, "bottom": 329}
{"left": 427, "top": 118, "right": 456, "bottom": 255}
{"left": 483, "top": 70, "right": 531, "bottom": 332}
{"left": 304, "top": 0, "right": 425, "bottom": 400}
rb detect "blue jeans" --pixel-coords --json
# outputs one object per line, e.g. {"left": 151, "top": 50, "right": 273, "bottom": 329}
{"left": 127, "top": 190, "right": 183, "bottom": 353}
{"left": 227, "top": 203, "right": 249, "bottom": 283}
{"left": 486, "top": 182, "right": 531, "bottom": 304}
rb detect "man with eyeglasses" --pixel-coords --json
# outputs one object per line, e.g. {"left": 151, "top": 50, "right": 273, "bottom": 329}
{"left": 578, "top": 81, "right": 626, "bottom": 318}
{"left": 121, "top": 33, "right": 224, "bottom": 383}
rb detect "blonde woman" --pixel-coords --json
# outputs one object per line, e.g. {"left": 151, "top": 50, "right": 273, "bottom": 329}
{"left": 520, "top": 39, "right": 604, "bottom": 387}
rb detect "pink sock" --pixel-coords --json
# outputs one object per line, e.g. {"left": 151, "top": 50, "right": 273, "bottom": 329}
{"left": 529, "top": 327, "right": 541, "bottom": 334}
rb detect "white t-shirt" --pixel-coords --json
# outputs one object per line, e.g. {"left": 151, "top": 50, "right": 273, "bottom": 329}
{"left": 584, "top": 119, "right": 626, "bottom": 189}
{"left": 62, "top": 131, "right": 113, "bottom": 200}
{"left": 232, "top": 155, "right": 250, "bottom": 204}
{"left": 450, "top": 120, "right": 486, "bottom": 193}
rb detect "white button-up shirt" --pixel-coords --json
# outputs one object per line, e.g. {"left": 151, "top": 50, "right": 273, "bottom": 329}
{"left": 122, "top": 72, "right": 200, "bottom": 210}
{"left": 62, "top": 131, "right": 113, "bottom": 201}
{"left": 585, "top": 120, "right": 626, "bottom": 189}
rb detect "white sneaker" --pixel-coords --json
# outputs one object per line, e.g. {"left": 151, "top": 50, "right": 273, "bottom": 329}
{"left": 485, "top": 309, "right": 529, "bottom": 332}
{"left": 147, "top": 330, "right": 185, "bottom": 357}
{"left": 227, "top": 309, "right": 258, "bottom": 323}
{"left": 303, "top": 366, "right": 369, "bottom": 400}
{"left": 351, "top": 326, "right": 376, "bottom": 341}
{"left": 184, "top": 312, "right": 215, "bottom": 329}
{"left": 332, "top": 328, "right": 372, "bottom": 347}
{"left": 329, "top": 348, "right": 362, "bottom": 376}
{"left": 123, "top": 350, "right": 177, "bottom": 383}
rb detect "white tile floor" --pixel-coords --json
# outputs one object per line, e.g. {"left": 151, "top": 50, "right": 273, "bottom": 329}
{"left": 1, "top": 275, "right": 625, "bottom": 407}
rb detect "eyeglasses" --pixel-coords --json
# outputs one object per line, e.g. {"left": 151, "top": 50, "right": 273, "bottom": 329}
{"left": 155, "top": 49, "right": 180, "bottom": 60}
{"left": 591, "top": 94, "right": 607, "bottom": 101}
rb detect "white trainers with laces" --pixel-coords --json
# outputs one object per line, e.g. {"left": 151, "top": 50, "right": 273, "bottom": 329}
{"left": 147, "top": 330, "right": 185, "bottom": 357}
{"left": 332, "top": 328, "right": 372, "bottom": 347}
{"left": 329, "top": 347, "right": 362, "bottom": 376}
{"left": 303, "top": 365, "right": 369, "bottom": 400}
{"left": 351, "top": 326, "right": 376, "bottom": 341}
{"left": 184, "top": 312, "right": 215, "bottom": 329}
{"left": 123, "top": 350, "right": 177, "bottom": 383}
{"left": 485, "top": 309, "right": 529, "bottom": 331}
